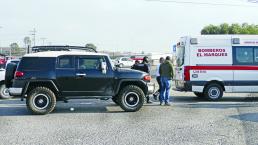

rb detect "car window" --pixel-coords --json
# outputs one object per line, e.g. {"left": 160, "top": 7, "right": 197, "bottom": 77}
{"left": 122, "top": 58, "right": 128, "bottom": 61}
{"left": 19, "top": 57, "right": 55, "bottom": 70}
{"left": 78, "top": 57, "right": 104, "bottom": 70}
{"left": 58, "top": 56, "right": 74, "bottom": 68}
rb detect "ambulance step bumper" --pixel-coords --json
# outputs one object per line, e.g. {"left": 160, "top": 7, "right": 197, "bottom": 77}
{"left": 174, "top": 81, "right": 192, "bottom": 92}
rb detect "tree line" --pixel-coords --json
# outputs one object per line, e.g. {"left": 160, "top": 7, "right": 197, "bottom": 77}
{"left": 201, "top": 23, "right": 258, "bottom": 35}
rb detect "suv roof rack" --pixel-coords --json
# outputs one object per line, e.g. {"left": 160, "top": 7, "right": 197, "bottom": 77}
{"left": 32, "top": 45, "right": 97, "bottom": 53}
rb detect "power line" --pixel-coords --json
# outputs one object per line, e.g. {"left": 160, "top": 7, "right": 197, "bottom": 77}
{"left": 145, "top": 0, "right": 258, "bottom": 7}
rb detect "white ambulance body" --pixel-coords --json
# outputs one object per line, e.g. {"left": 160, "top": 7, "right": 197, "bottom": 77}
{"left": 175, "top": 35, "right": 258, "bottom": 100}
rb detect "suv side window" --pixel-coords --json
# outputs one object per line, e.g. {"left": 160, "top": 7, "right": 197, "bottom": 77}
{"left": 78, "top": 56, "right": 105, "bottom": 70}
{"left": 19, "top": 57, "right": 55, "bottom": 70}
{"left": 58, "top": 56, "right": 74, "bottom": 68}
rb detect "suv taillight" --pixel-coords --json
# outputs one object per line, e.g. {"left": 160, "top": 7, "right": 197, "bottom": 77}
{"left": 143, "top": 75, "right": 151, "bottom": 81}
{"left": 15, "top": 71, "right": 24, "bottom": 78}
{"left": 184, "top": 66, "right": 190, "bottom": 81}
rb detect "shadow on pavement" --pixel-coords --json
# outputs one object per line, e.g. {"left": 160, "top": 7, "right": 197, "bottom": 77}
{"left": 181, "top": 103, "right": 257, "bottom": 109}
{"left": 0, "top": 106, "right": 31, "bottom": 116}
{"left": 0, "top": 102, "right": 127, "bottom": 116}
{"left": 53, "top": 103, "right": 125, "bottom": 114}
{"left": 230, "top": 113, "right": 258, "bottom": 123}
{"left": 1, "top": 96, "right": 258, "bottom": 116}
{"left": 171, "top": 96, "right": 258, "bottom": 109}
{"left": 171, "top": 96, "right": 258, "bottom": 103}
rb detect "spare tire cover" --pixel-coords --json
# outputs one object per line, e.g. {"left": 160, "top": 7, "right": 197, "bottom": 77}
{"left": 5, "top": 63, "right": 17, "bottom": 88}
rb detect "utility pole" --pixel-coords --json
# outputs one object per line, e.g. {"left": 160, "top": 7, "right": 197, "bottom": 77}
{"left": 40, "top": 37, "right": 46, "bottom": 46}
{"left": 30, "top": 28, "right": 36, "bottom": 46}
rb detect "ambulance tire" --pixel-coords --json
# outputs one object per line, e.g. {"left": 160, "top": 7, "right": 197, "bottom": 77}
{"left": 204, "top": 83, "right": 223, "bottom": 101}
{"left": 193, "top": 92, "right": 204, "bottom": 98}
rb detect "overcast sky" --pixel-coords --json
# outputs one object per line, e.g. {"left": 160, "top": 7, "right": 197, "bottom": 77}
{"left": 0, "top": 0, "right": 258, "bottom": 53}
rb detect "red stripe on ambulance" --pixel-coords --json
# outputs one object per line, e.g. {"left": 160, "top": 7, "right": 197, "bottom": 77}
{"left": 184, "top": 66, "right": 258, "bottom": 81}
{"left": 186, "top": 66, "right": 258, "bottom": 70}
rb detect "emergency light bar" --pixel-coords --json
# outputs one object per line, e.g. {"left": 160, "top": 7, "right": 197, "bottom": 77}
{"left": 190, "top": 38, "right": 198, "bottom": 45}
{"left": 232, "top": 38, "right": 240, "bottom": 44}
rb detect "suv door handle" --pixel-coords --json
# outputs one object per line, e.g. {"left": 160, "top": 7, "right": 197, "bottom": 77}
{"left": 76, "top": 73, "right": 86, "bottom": 77}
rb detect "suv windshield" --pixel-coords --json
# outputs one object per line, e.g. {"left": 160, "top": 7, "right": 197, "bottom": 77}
{"left": 176, "top": 45, "right": 185, "bottom": 67}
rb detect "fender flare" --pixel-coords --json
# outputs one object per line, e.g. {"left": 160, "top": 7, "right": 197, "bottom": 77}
{"left": 22, "top": 80, "right": 59, "bottom": 96}
{"left": 115, "top": 79, "right": 148, "bottom": 95}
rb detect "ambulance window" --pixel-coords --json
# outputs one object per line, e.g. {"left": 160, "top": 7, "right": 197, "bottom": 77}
{"left": 235, "top": 47, "right": 253, "bottom": 64}
{"left": 176, "top": 45, "right": 185, "bottom": 66}
{"left": 255, "top": 48, "right": 258, "bottom": 63}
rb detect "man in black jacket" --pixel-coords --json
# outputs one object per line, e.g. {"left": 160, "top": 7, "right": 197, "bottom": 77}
{"left": 131, "top": 56, "right": 152, "bottom": 103}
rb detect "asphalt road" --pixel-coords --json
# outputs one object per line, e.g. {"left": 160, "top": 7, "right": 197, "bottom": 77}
{"left": 0, "top": 91, "right": 258, "bottom": 145}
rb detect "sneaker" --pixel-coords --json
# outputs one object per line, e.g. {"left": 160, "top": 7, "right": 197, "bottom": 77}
{"left": 153, "top": 94, "right": 157, "bottom": 100}
{"left": 147, "top": 100, "right": 153, "bottom": 104}
{"left": 153, "top": 92, "right": 159, "bottom": 100}
{"left": 165, "top": 102, "right": 171, "bottom": 106}
{"left": 160, "top": 102, "right": 164, "bottom": 105}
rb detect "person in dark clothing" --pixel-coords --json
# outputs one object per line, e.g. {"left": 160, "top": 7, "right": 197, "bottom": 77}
{"left": 153, "top": 57, "right": 165, "bottom": 100}
{"left": 131, "top": 56, "right": 152, "bottom": 103}
{"left": 131, "top": 60, "right": 140, "bottom": 70}
{"left": 141, "top": 56, "right": 152, "bottom": 103}
{"left": 132, "top": 56, "right": 150, "bottom": 73}
{"left": 159, "top": 56, "right": 173, "bottom": 106}
{"left": 141, "top": 56, "right": 151, "bottom": 74}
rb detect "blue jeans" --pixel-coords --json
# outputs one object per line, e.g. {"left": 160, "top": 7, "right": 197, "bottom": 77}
{"left": 160, "top": 76, "right": 172, "bottom": 103}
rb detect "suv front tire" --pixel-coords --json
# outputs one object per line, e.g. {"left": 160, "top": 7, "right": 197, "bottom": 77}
{"left": 118, "top": 85, "right": 144, "bottom": 112}
{"left": 26, "top": 87, "right": 56, "bottom": 115}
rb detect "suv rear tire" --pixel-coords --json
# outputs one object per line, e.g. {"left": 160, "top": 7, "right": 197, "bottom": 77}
{"left": 118, "top": 85, "right": 144, "bottom": 112}
{"left": 26, "top": 87, "right": 56, "bottom": 115}
{"left": 204, "top": 83, "right": 223, "bottom": 101}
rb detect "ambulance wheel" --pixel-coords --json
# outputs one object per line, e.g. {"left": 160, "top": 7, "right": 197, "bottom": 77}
{"left": 204, "top": 83, "right": 223, "bottom": 101}
{"left": 193, "top": 92, "right": 204, "bottom": 98}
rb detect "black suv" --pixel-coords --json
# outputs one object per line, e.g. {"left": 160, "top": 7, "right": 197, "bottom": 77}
{"left": 7, "top": 51, "right": 154, "bottom": 114}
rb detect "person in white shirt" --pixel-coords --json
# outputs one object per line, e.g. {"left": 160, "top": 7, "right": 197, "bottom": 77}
{"left": 153, "top": 57, "right": 165, "bottom": 100}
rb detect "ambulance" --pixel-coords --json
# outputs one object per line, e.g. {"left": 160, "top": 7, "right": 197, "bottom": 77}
{"left": 174, "top": 35, "right": 258, "bottom": 101}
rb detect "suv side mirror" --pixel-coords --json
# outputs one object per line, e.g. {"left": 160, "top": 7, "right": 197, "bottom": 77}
{"left": 101, "top": 62, "right": 107, "bottom": 74}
